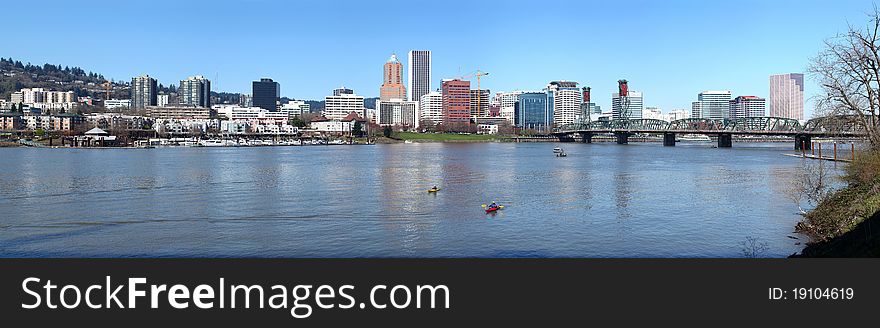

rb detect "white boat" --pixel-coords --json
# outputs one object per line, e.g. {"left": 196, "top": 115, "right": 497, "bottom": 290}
{"left": 677, "top": 134, "right": 711, "bottom": 142}
{"left": 329, "top": 139, "right": 345, "bottom": 145}
{"left": 553, "top": 147, "right": 564, "bottom": 153}
{"left": 198, "top": 139, "right": 226, "bottom": 147}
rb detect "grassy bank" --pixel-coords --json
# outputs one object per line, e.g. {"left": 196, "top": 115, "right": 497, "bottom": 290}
{"left": 394, "top": 132, "right": 498, "bottom": 142}
{"left": 794, "top": 150, "right": 880, "bottom": 257}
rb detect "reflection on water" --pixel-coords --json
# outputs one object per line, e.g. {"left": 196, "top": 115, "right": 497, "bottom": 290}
{"left": 0, "top": 142, "right": 822, "bottom": 257}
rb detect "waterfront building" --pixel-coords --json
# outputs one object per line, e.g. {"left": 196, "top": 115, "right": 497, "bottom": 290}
{"left": 178, "top": 75, "right": 211, "bottom": 108}
{"left": 10, "top": 91, "right": 23, "bottom": 104}
{"left": 642, "top": 107, "right": 663, "bottom": 120}
{"left": 85, "top": 113, "right": 151, "bottom": 131}
{"left": 514, "top": 91, "right": 551, "bottom": 131}
{"left": 441, "top": 79, "right": 471, "bottom": 124}
{"left": 690, "top": 90, "right": 731, "bottom": 119}
{"left": 213, "top": 105, "right": 291, "bottom": 126}
{"left": 252, "top": 78, "right": 280, "bottom": 111}
{"left": 0, "top": 113, "right": 23, "bottom": 130}
{"left": 419, "top": 91, "right": 443, "bottom": 126}
{"left": 611, "top": 90, "right": 644, "bottom": 120}
{"left": 470, "top": 89, "right": 490, "bottom": 117}
{"left": 380, "top": 54, "right": 406, "bottom": 101}
{"left": 546, "top": 81, "right": 582, "bottom": 125}
{"left": 280, "top": 100, "right": 309, "bottom": 117}
{"left": 407, "top": 50, "right": 431, "bottom": 103}
{"left": 769, "top": 73, "right": 805, "bottom": 121}
{"left": 376, "top": 99, "right": 419, "bottom": 129}
{"left": 729, "top": 96, "right": 766, "bottom": 119}
{"left": 104, "top": 99, "right": 131, "bottom": 109}
{"left": 324, "top": 92, "right": 365, "bottom": 120}
{"left": 14, "top": 88, "right": 77, "bottom": 111}
{"left": 146, "top": 106, "right": 212, "bottom": 120}
{"left": 131, "top": 75, "right": 158, "bottom": 109}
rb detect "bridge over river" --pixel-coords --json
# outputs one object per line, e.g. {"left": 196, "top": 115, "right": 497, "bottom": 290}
{"left": 552, "top": 115, "right": 872, "bottom": 149}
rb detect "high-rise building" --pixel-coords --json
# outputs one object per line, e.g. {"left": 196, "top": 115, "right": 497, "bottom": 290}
{"left": 376, "top": 99, "right": 419, "bottom": 128}
{"left": 495, "top": 91, "right": 523, "bottom": 124}
{"left": 419, "top": 91, "right": 443, "bottom": 126}
{"left": 769, "top": 73, "right": 804, "bottom": 121}
{"left": 324, "top": 92, "right": 365, "bottom": 120}
{"left": 469, "top": 89, "right": 490, "bottom": 117}
{"left": 690, "top": 90, "right": 731, "bottom": 119}
{"left": 380, "top": 54, "right": 406, "bottom": 101}
{"left": 178, "top": 75, "right": 211, "bottom": 108}
{"left": 131, "top": 75, "right": 158, "bottom": 109}
{"left": 252, "top": 78, "right": 280, "bottom": 111}
{"left": 157, "top": 94, "right": 170, "bottom": 107}
{"left": 407, "top": 50, "right": 431, "bottom": 103}
{"left": 333, "top": 87, "right": 354, "bottom": 96}
{"left": 515, "top": 92, "right": 551, "bottom": 131}
{"left": 729, "top": 96, "right": 766, "bottom": 118}
{"left": 612, "top": 88, "right": 644, "bottom": 120}
{"left": 441, "top": 79, "right": 471, "bottom": 124}
{"left": 546, "top": 81, "right": 582, "bottom": 126}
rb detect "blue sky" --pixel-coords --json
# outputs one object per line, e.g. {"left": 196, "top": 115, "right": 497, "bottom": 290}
{"left": 3, "top": 0, "right": 875, "bottom": 117}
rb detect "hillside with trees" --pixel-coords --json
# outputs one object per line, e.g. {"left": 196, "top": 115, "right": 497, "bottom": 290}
{"left": 0, "top": 57, "right": 127, "bottom": 100}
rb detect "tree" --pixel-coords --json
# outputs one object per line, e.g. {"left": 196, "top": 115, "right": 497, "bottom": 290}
{"left": 383, "top": 126, "right": 392, "bottom": 138}
{"left": 810, "top": 7, "right": 880, "bottom": 148}
{"left": 352, "top": 121, "right": 364, "bottom": 137}
{"left": 289, "top": 116, "right": 306, "bottom": 128}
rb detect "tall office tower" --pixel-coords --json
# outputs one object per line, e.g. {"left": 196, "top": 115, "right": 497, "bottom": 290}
{"left": 178, "top": 75, "right": 211, "bottom": 108}
{"left": 690, "top": 90, "right": 732, "bottom": 119}
{"left": 333, "top": 87, "right": 354, "bottom": 96}
{"left": 419, "top": 91, "right": 443, "bottom": 126}
{"left": 769, "top": 73, "right": 804, "bottom": 121}
{"left": 469, "top": 89, "right": 490, "bottom": 117}
{"left": 380, "top": 54, "right": 406, "bottom": 101}
{"left": 407, "top": 50, "right": 431, "bottom": 103}
{"left": 131, "top": 74, "right": 158, "bottom": 109}
{"left": 515, "top": 91, "right": 551, "bottom": 131}
{"left": 441, "top": 79, "right": 471, "bottom": 124}
{"left": 729, "top": 96, "right": 766, "bottom": 118}
{"left": 324, "top": 92, "right": 366, "bottom": 120}
{"left": 546, "top": 81, "right": 582, "bottom": 125}
{"left": 252, "top": 78, "right": 280, "bottom": 111}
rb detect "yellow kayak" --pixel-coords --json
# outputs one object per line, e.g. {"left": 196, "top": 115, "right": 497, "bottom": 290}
{"left": 428, "top": 188, "right": 441, "bottom": 193}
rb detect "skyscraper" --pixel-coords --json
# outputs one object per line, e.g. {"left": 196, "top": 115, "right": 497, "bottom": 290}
{"left": 690, "top": 90, "right": 731, "bottom": 119}
{"left": 178, "top": 75, "right": 211, "bottom": 108}
{"left": 324, "top": 91, "right": 366, "bottom": 120}
{"left": 441, "top": 79, "right": 471, "bottom": 125}
{"left": 769, "top": 73, "right": 805, "bottom": 121}
{"left": 380, "top": 54, "right": 406, "bottom": 101}
{"left": 376, "top": 99, "right": 419, "bottom": 128}
{"left": 253, "top": 78, "right": 280, "bottom": 111}
{"left": 131, "top": 74, "right": 157, "bottom": 109}
{"left": 729, "top": 96, "right": 766, "bottom": 118}
{"left": 496, "top": 91, "right": 523, "bottom": 124}
{"left": 407, "top": 50, "right": 431, "bottom": 103}
{"left": 515, "top": 92, "right": 551, "bottom": 131}
{"left": 469, "top": 89, "right": 490, "bottom": 117}
{"left": 546, "top": 81, "right": 582, "bottom": 125}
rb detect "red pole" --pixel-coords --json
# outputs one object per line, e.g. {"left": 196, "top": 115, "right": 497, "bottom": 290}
{"left": 834, "top": 143, "right": 837, "bottom": 161}
{"left": 852, "top": 143, "right": 855, "bottom": 161}
{"left": 818, "top": 143, "right": 822, "bottom": 159}
{"left": 811, "top": 142, "right": 815, "bottom": 155}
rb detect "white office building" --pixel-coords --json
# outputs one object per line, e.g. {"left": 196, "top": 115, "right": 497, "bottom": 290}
{"left": 611, "top": 91, "right": 644, "bottom": 119}
{"left": 729, "top": 96, "right": 766, "bottom": 119}
{"left": 407, "top": 50, "right": 431, "bottom": 102}
{"left": 419, "top": 91, "right": 443, "bottom": 126}
{"left": 769, "top": 73, "right": 804, "bottom": 121}
{"left": 546, "top": 81, "right": 582, "bottom": 125}
{"left": 323, "top": 93, "right": 365, "bottom": 120}
{"left": 691, "top": 90, "right": 732, "bottom": 119}
{"left": 495, "top": 91, "right": 523, "bottom": 124}
{"left": 376, "top": 99, "right": 419, "bottom": 129}
{"left": 642, "top": 107, "right": 663, "bottom": 120}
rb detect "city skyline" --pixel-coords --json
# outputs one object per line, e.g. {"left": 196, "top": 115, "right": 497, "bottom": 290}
{"left": 2, "top": 0, "right": 874, "bottom": 118}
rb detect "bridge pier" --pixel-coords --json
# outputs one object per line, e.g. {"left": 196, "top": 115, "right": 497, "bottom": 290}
{"left": 663, "top": 133, "right": 676, "bottom": 146}
{"left": 579, "top": 132, "right": 593, "bottom": 143}
{"left": 717, "top": 133, "right": 732, "bottom": 148}
{"left": 795, "top": 134, "right": 812, "bottom": 150}
{"left": 615, "top": 132, "right": 631, "bottom": 145}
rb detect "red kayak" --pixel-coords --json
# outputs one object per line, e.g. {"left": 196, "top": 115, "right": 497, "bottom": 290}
{"left": 485, "top": 207, "right": 500, "bottom": 213}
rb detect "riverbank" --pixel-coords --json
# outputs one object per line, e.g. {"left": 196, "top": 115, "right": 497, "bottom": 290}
{"left": 793, "top": 150, "right": 880, "bottom": 257}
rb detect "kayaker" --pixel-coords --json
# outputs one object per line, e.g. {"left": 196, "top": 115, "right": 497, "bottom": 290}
{"left": 432, "top": 185, "right": 438, "bottom": 190}
{"left": 489, "top": 202, "right": 498, "bottom": 209}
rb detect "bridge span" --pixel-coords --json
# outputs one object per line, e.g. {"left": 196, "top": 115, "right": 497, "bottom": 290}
{"left": 551, "top": 116, "right": 870, "bottom": 149}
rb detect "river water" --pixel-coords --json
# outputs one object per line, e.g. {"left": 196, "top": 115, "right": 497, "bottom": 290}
{"left": 0, "top": 142, "right": 827, "bottom": 257}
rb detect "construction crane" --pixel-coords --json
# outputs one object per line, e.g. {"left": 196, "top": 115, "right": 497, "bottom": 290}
{"left": 459, "top": 70, "right": 489, "bottom": 117}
